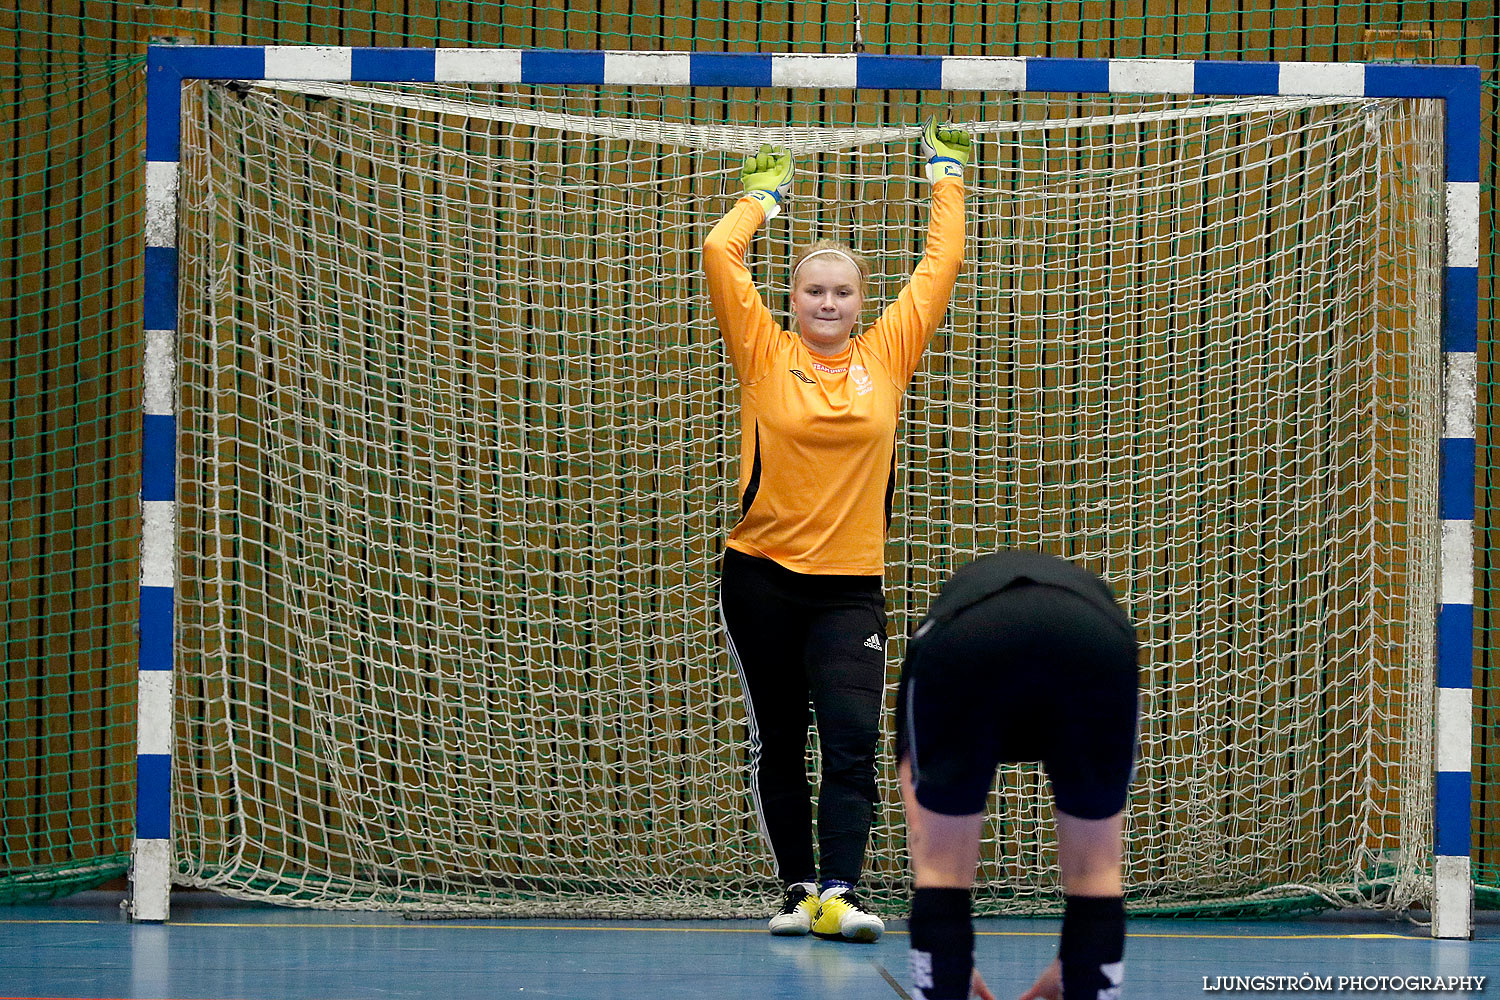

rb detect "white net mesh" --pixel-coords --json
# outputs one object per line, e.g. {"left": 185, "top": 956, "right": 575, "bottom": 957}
{"left": 173, "top": 79, "right": 1445, "bottom": 917}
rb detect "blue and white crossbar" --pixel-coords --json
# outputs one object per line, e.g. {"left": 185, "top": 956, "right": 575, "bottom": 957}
{"left": 139, "top": 47, "right": 1481, "bottom": 935}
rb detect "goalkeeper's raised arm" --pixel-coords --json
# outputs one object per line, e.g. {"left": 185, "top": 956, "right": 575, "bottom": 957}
{"left": 861, "top": 118, "right": 970, "bottom": 382}
{"left": 701, "top": 144, "right": 797, "bottom": 381}
{"left": 701, "top": 130, "right": 968, "bottom": 946}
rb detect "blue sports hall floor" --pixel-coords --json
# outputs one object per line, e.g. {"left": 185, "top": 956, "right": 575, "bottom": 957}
{"left": 1, "top": 891, "right": 1495, "bottom": 999}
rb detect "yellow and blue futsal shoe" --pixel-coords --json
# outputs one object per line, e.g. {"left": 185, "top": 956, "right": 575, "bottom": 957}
{"left": 768, "top": 881, "right": 821, "bottom": 936}
{"left": 810, "top": 886, "right": 884, "bottom": 942}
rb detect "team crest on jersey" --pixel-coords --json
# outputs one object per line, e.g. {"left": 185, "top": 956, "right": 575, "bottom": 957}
{"left": 850, "top": 363, "right": 874, "bottom": 396}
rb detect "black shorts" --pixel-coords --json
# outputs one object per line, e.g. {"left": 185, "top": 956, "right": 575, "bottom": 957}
{"left": 896, "top": 556, "right": 1139, "bottom": 820}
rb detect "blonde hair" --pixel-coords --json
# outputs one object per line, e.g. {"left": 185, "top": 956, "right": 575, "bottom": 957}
{"left": 791, "top": 240, "right": 870, "bottom": 293}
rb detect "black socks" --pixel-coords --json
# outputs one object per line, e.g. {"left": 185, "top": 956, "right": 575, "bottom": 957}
{"left": 908, "top": 888, "right": 1124, "bottom": 999}
{"left": 907, "top": 887, "right": 973, "bottom": 1000}
{"left": 1060, "top": 894, "right": 1126, "bottom": 999}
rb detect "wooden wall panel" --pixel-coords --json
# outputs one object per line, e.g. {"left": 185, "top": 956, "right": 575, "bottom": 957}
{"left": 1457, "top": 0, "right": 1500, "bottom": 891}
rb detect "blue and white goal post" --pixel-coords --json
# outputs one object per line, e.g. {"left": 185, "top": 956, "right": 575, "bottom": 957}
{"left": 138, "top": 47, "right": 1480, "bottom": 935}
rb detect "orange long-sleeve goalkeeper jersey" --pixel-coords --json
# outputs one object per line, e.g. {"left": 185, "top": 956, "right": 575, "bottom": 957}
{"left": 702, "top": 177, "right": 966, "bottom": 576}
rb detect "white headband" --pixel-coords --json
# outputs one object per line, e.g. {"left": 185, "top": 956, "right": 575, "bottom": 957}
{"left": 792, "top": 247, "right": 862, "bottom": 282}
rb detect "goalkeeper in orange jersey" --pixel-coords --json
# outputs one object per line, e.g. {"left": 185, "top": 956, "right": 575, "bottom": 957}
{"left": 897, "top": 550, "right": 1139, "bottom": 999}
{"left": 702, "top": 120, "right": 969, "bottom": 942}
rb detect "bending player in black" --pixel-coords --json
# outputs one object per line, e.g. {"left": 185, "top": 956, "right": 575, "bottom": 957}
{"left": 896, "top": 550, "right": 1139, "bottom": 1000}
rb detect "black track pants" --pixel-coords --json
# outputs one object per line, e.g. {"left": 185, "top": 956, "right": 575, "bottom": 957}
{"left": 717, "top": 547, "right": 887, "bottom": 886}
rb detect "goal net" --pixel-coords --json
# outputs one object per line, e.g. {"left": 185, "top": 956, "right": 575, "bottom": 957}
{"left": 170, "top": 77, "right": 1445, "bottom": 917}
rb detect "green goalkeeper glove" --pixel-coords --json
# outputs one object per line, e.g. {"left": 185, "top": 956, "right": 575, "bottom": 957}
{"left": 741, "top": 143, "right": 793, "bottom": 220}
{"left": 921, "top": 118, "right": 971, "bottom": 183}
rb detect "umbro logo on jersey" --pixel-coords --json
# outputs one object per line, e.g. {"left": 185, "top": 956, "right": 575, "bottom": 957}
{"left": 863, "top": 633, "right": 884, "bottom": 650}
{"left": 790, "top": 369, "right": 815, "bottom": 384}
